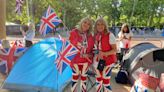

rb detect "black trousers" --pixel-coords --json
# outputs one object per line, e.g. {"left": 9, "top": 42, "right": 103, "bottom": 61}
{"left": 117, "top": 48, "right": 129, "bottom": 64}
{"left": 25, "top": 40, "right": 33, "bottom": 47}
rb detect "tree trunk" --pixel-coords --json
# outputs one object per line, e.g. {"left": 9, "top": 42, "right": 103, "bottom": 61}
{"left": 0, "top": 0, "right": 6, "bottom": 39}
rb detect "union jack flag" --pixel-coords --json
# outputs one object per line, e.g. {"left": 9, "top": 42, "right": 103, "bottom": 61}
{"left": 39, "top": 6, "right": 62, "bottom": 36}
{"left": 0, "top": 46, "right": 26, "bottom": 73}
{"left": 55, "top": 38, "right": 79, "bottom": 74}
{"left": 15, "top": 0, "right": 24, "bottom": 15}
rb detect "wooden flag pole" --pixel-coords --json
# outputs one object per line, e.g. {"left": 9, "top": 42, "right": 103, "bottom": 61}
{"left": 0, "top": 0, "right": 6, "bottom": 39}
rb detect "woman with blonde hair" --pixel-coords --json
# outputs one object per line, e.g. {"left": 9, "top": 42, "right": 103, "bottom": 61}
{"left": 93, "top": 17, "right": 117, "bottom": 92}
{"left": 69, "top": 17, "right": 94, "bottom": 92}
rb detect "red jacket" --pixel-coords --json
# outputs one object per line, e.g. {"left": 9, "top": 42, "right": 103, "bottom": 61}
{"left": 95, "top": 32, "right": 117, "bottom": 65}
{"left": 69, "top": 29, "right": 94, "bottom": 65}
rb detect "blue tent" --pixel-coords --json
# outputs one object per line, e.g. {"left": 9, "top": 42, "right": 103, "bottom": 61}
{"left": 3, "top": 37, "right": 73, "bottom": 92}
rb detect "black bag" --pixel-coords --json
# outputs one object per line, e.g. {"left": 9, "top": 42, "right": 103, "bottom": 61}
{"left": 97, "top": 59, "right": 106, "bottom": 71}
{"left": 115, "top": 69, "right": 129, "bottom": 84}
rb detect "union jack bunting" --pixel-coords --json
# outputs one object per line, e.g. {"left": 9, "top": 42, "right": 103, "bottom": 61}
{"left": 0, "top": 46, "right": 26, "bottom": 73}
{"left": 55, "top": 38, "right": 79, "bottom": 74}
{"left": 15, "top": 0, "right": 24, "bottom": 15}
{"left": 39, "top": 6, "right": 62, "bottom": 36}
{"left": 11, "top": 40, "right": 24, "bottom": 47}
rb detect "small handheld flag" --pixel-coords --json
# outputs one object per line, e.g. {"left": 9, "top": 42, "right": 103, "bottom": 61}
{"left": 56, "top": 38, "right": 79, "bottom": 73}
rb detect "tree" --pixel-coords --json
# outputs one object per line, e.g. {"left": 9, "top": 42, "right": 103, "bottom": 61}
{"left": 6, "top": 0, "right": 164, "bottom": 29}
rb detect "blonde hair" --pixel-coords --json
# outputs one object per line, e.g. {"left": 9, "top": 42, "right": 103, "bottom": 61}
{"left": 94, "top": 17, "right": 109, "bottom": 34}
{"left": 2, "top": 39, "right": 10, "bottom": 48}
{"left": 28, "top": 22, "right": 35, "bottom": 30}
{"left": 77, "top": 17, "right": 93, "bottom": 34}
{"left": 121, "top": 23, "right": 130, "bottom": 33}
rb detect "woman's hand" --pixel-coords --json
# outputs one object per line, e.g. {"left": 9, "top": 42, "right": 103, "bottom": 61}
{"left": 81, "top": 54, "right": 92, "bottom": 63}
{"left": 121, "top": 34, "right": 127, "bottom": 39}
{"left": 77, "top": 42, "right": 82, "bottom": 49}
{"left": 77, "top": 42, "right": 82, "bottom": 47}
{"left": 97, "top": 51, "right": 106, "bottom": 60}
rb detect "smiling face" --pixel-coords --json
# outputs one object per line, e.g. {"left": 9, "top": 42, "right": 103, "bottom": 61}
{"left": 96, "top": 21, "right": 105, "bottom": 33}
{"left": 94, "top": 18, "right": 108, "bottom": 34}
{"left": 81, "top": 20, "right": 91, "bottom": 33}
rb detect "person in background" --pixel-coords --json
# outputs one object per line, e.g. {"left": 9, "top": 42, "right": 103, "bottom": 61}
{"left": 20, "top": 22, "right": 35, "bottom": 47}
{"left": 118, "top": 23, "right": 133, "bottom": 63}
{"left": 93, "top": 17, "right": 117, "bottom": 92}
{"left": 69, "top": 17, "right": 94, "bottom": 92}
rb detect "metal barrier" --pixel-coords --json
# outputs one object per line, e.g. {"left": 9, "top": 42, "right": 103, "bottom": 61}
{"left": 116, "top": 38, "right": 164, "bottom": 48}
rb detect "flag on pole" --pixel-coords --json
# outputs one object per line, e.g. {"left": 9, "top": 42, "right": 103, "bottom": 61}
{"left": 56, "top": 38, "right": 79, "bottom": 73}
{"left": 15, "top": 0, "right": 24, "bottom": 15}
{"left": 39, "top": 6, "right": 62, "bottom": 36}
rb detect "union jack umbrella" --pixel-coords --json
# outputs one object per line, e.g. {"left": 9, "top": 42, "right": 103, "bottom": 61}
{"left": 55, "top": 38, "right": 79, "bottom": 74}
{"left": 39, "top": 6, "right": 62, "bottom": 36}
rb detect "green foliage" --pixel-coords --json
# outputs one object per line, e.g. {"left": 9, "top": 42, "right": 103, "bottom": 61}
{"left": 6, "top": 0, "right": 164, "bottom": 29}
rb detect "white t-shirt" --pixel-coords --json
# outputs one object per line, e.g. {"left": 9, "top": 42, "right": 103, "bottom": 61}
{"left": 24, "top": 30, "right": 35, "bottom": 41}
{"left": 118, "top": 31, "right": 133, "bottom": 48}
{"left": 110, "top": 32, "right": 116, "bottom": 44}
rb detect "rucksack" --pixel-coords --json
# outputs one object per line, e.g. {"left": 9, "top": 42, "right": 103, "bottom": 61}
{"left": 115, "top": 69, "right": 129, "bottom": 84}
